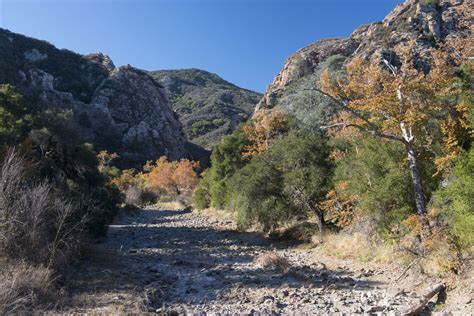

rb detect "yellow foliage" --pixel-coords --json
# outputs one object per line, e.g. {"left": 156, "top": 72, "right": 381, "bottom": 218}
{"left": 320, "top": 38, "right": 473, "bottom": 176}
{"left": 97, "top": 150, "right": 119, "bottom": 173}
{"left": 402, "top": 214, "right": 423, "bottom": 235}
{"left": 320, "top": 181, "right": 359, "bottom": 228}
{"left": 242, "top": 110, "right": 289, "bottom": 158}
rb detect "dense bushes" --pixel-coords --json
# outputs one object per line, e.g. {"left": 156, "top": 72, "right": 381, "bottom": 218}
{"left": 329, "top": 138, "right": 416, "bottom": 233}
{"left": 105, "top": 155, "right": 201, "bottom": 207}
{"left": 206, "top": 127, "right": 250, "bottom": 208}
{"left": 0, "top": 150, "right": 85, "bottom": 267}
{"left": 192, "top": 170, "right": 212, "bottom": 210}
{"left": 433, "top": 149, "right": 474, "bottom": 249}
{"left": 192, "top": 52, "right": 473, "bottom": 268}
{"left": 0, "top": 83, "right": 120, "bottom": 312}
{"left": 227, "top": 154, "right": 289, "bottom": 230}
{"left": 195, "top": 124, "right": 333, "bottom": 232}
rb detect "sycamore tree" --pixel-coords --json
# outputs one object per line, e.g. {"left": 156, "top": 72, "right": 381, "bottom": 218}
{"left": 318, "top": 41, "right": 471, "bottom": 216}
{"left": 242, "top": 110, "right": 290, "bottom": 158}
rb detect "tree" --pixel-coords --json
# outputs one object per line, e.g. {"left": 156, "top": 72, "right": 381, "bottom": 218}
{"left": 223, "top": 131, "right": 333, "bottom": 234}
{"left": 226, "top": 154, "right": 288, "bottom": 231}
{"left": 319, "top": 42, "right": 471, "bottom": 216}
{"left": 144, "top": 156, "right": 199, "bottom": 196}
{"left": 326, "top": 137, "right": 422, "bottom": 233}
{"left": 207, "top": 127, "right": 250, "bottom": 208}
{"left": 111, "top": 169, "right": 137, "bottom": 191}
{"left": 242, "top": 110, "right": 290, "bottom": 158}
{"left": 268, "top": 131, "right": 333, "bottom": 239}
{"left": 192, "top": 170, "right": 212, "bottom": 210}
{"left": 173, "top": 159, "right": 199, "bottom": 193}
{"left": 145, "top": 156, "right": 176, "bottom": 194}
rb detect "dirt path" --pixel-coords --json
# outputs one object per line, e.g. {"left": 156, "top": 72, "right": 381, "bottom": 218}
{"left": 63, "top": 208, "right": 459, "bottom": 315}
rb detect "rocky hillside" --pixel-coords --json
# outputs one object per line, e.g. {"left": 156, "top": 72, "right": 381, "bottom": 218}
{"left": 0, "top": 28, "right": 188, "bottom": 168}
{"left": 150, "top": 69, "right": 261, "bottom": 149}
{"left": 256, "top": 0, "right": 472, "bottom": 118}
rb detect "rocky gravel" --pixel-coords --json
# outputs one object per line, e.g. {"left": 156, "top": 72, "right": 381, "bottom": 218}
{"left": 65, "top": 208, "right": 454, "bottom": 315}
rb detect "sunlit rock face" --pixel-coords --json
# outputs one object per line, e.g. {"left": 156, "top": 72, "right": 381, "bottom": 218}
{"left": 255, "top": 0, "right": 471, "bottom": 113}
{"left": 0, "top": 28, "right": 187, "bottom": 168}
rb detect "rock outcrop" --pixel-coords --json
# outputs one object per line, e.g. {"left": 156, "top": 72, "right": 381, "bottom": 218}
{"left": 0, "top": 28, "right": 187, "bottom": 167}
{"left": 255, "top": 39, "right": 358, "bottom": 111}
{"left": 256, "top": 0, "right": 472, "bottom": 112}
{"left": 89, "top": 66, "right": 186, "bottom": 164}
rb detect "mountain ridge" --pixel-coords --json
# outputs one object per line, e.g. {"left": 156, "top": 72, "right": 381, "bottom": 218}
{"left": 0, "top": 27, "right": 188, "bottom": 167}
{"left": 149, "top": 68, "right": 262, "bottom": 149}
{"left": 255, "top": 0, "right": 472, "bottom": 114}
{"left": 0, "top": 28, "right": 262, "bottom": 165}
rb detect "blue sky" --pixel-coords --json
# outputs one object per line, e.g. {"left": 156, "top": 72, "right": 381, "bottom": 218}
{"left": 0, "top": 0, "right": 401, "bottom": 93}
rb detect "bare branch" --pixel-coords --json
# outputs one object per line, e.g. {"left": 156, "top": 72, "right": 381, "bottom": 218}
{"left": 321, "top": 122, "right": 405, "bottom": 143}
{"left": 301, "top": 87, "right": 405, "bottom": 143}
{"left": 383, "top": 59, "right": 399, "bottom": 76}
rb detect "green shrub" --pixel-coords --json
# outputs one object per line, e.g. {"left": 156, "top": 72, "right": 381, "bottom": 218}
{"left": 227, "top": 155, "right": 288, "bottom": 231}
{"left": 434, "top": 149, "right": 474, "bottom": 249}
{"left": 192, "top": 170, "right": 212, "bottom": 210}
{"left": 224, "top": 130, "right": 332, "bottom": 231}
{"left": 332, "top": 138, "right": 417, "bottom": 233}
{"left": 207, "top": 126, "right": 250, "bottom": 208}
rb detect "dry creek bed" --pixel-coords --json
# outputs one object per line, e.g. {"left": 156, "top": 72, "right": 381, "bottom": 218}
{"left": 64, "top": 208, "right": 473, "bottom": 315}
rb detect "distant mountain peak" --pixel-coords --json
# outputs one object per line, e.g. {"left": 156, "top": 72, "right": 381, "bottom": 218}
{"left": 255, "top": 0, "right": 472, "bottom": 112}
{"left": 149, "top": 69, "right": 262, "bottom": 149}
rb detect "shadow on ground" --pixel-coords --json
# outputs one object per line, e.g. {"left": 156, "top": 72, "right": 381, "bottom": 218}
{"left": 64, "top": 208, "right": 382, "bottom": 311}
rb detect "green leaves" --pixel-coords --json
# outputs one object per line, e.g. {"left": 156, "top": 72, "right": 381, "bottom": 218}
{"left": 0, "top": 84, "right": 31, "bottom": 145}
{"left": 196, "top": 126, "right": 333, "bottom": 232}
{"left": 434, "top": 149, "right": 474, "bottom": 248}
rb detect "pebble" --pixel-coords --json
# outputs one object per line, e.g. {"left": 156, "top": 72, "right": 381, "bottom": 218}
{"left": 69, "top": 208, "right": 419, "bottom": 314}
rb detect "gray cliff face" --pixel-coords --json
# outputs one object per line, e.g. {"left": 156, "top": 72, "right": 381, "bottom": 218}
{"left": 0, "top": 28, "right": 187, "bottom": 167}
{"left": 89, "top": 66, "right": 186, "bottom": 164}
{"left": 256, "top": 0, "right": 472, "bottom": 112}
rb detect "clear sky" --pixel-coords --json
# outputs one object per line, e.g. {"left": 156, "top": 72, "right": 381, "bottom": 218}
{"left": 0, "top": 0, "right": 402, "bottom": 93}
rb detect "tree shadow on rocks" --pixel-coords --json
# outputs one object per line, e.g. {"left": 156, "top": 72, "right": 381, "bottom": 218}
{"left": 62, "top": 208, "right": 383, "bottom": 312}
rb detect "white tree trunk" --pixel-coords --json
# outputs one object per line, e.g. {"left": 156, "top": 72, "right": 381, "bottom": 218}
{"left": 400, "top": 123, "right": 426, "bottom": 215}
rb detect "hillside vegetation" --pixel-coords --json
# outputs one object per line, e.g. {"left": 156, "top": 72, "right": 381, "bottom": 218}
{"left": 150, "top": 69, "right": 262, "bottom": 149}
{"left": 0, "top": 0, "right": 472, "bottom": 313}
{"left": 194, "top": 14, "right": 473, "bottom": 285}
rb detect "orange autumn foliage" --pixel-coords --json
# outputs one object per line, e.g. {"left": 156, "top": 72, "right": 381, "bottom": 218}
{"left": 111, "top": 169, "right": 137, "bottom": 191}
{"left": 319, "top": 38, "right": 472, "bottom": 215}
{"left": 144, "top": 156, "right": 199, "bottom": 194}
{"left": 320, "top": 40, "right": 472, "bottom": 175}
{"left": 173, "top": 159, "right": 200, "bottom": 191}
{"left": 320, "top": 181, "right": 359, "bottom": 228}
{"left": 242, "top": 110, "right": 289, "bottom": 158}
{"left": 146, "top": 156, "right": 176, "bottom": 193}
